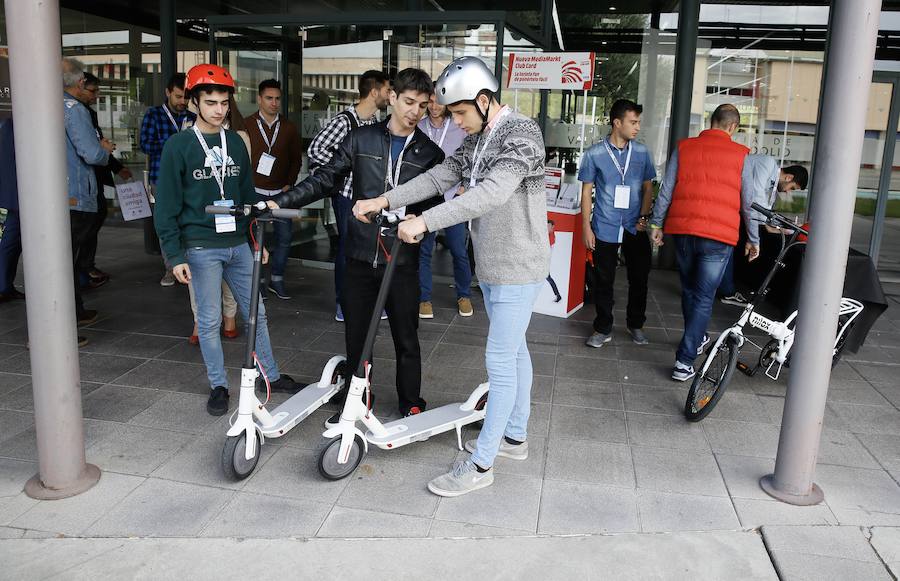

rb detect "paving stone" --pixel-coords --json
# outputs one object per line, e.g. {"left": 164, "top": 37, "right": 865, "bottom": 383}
{"left": 128, "top": 391, "right": 223, "bottom": 433}
{"left": 622, "top": 387, "right": 683, "bottom": 416}
{"left": 826, "top": 381, "right": 892, "bottom": 406}
{"left": 557, "top": 335, "right": 619, "bottom": 359}
{"left": 0, "top": 410, "right": 33, "bottom": 444}
{"left": 77, "top": 353, "right": 148, "bottom": 384}
{"left": 555, "top": 354, "right": 619, "bottom": 382}
{"left": 638, "top": 490, "right": 739, "bottom": 532}
{"left": 854, "top": 433, "right": 900, "bottom": 470}
{"left": 849, "top": 362, "right": 900, "bottom": 385}
{"left": 0, "top": 493, "right": 38, "bottom": 527}
{"left": 632, "top": 446, "right": 728, "bottom": 497}
{"left": 762, "top": 524, "right": 882, "bottom": 562}
{"left": 544, "top": 438, "right": 634, "bottom": 488}
{"left": 316, "top": 506, "right": 432, "bottom": 538}
{"left": 549, "top": 405, "right": 627, "bottom": 443}
{"left": 1, "top": 382, "right": 103, "bottom": 413}
{"left": 428, "top": 519, "right": 531, "bottom": 538}
{"left": 337, "top": 458, "right": 440, "bottom": 518}
{"left": 243, "top": 446, "right": 351, "bottom": 504}
{"left": 201, "top": 492, "right": 331, "bottom": 538}
{"left": 553, "top": 378, "right": 623, "bottom": 410}
{"left": 870, "top": 527, "right": 900, "bottom": 579}
{"left": 702, "top": 419, "right": 779, "bottom": 458}
{"left": 111, "top": 359, "right": 209, "bottom": 393}
{"left": 732, "top": 498, "right": 838, "bottom": 528}
{"left": 814, "top": 464, "right": 900, "bottom": 515}
{"left": 80, "top": 385, "right": 164, "bottom": 423}
{"left": 817, "top": 429, "right": 881, "bottom": 469}
{"left": 11, "top": 472, "right": 145, "bottom": 535}
{"left": 537, "top": 480, "right": 639, "bottom": 534}
{"left": 715, "top": 454, "right": 777, "bottom": 501}
{"left": 85, "top": 478, "right": 233, "bottom": 537}
{"left": 618, "top": 359, "right": 673, "bottom": 387}
{"left": 84, "top": 423, "right": 192, "bottom": 476}
{"left": 0, "top": 372, "right": 30, "bottom": 398}
{"left": 827, "top": 402, "right": 900, "bottom": 435}
{"left": 627, "top": 412, "right": 710, "bottom": 451}
{"left": 151, "top": 434, "right": 278, "bottom": 491}
{"left": 434, "top": 473, "right": 542, "bottom": 532}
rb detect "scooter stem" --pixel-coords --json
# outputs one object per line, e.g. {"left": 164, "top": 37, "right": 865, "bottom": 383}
{"left": 353, "top": 231, "right": 403, "bottom": 379}
{"left": 244, "top": 218, "right": 266, "bottom": 370}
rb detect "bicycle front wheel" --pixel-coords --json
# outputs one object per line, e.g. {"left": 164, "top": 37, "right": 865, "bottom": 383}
{"left": 685, "top": 334, "right": 740, "bottom": 422}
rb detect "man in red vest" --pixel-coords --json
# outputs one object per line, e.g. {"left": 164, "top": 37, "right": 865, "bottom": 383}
{"left": 650, "top": 104, "right": 760, "bottom": 382}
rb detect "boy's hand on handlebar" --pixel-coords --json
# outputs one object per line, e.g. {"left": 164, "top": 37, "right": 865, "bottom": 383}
{"left": 353, "top": 197, "right": 389, "bottom": 223}
{"left": 173, "top": 263, "right": 191, "bottom": 284}
{"left": 398, "top": 215, "right": 427, "bottom": 244}
{"left": 745, "top": 242, "right": 760, "bottom": 262}
{"left": 266, "top": 200, "right": 279, "bottom": 210}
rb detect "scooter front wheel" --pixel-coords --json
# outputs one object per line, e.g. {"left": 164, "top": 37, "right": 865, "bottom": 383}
{"left": 222, "top": 433, "right": 260, "bottom": 480}
{"left": 317, "top": 434, "right": 365, "bottom": 480}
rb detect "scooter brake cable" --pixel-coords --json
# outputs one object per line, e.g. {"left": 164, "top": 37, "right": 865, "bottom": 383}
{"left": 254, "top": 352, "right": 272, "bottom": 405}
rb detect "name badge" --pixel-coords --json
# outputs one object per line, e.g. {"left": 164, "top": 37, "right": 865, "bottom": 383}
{"left": 214, "top": 199, "right": 236, "bottom": 233}
{"left": 614, "top": 184, "right": 631, "bottom": 210}
{"left": 256, "top": 153, "right": 276, "bottom": 177}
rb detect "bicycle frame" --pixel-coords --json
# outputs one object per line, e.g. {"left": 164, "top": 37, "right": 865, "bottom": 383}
{"left": 701, "top": 221, "right": 864, "bottom": 382}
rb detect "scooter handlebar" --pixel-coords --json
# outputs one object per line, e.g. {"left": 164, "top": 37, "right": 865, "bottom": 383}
{"left": 204, "top": 203, "right": 303, "bottom": 219}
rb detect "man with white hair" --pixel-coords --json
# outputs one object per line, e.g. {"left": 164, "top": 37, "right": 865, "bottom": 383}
{"left": 63, "top": 57, "right": 112, "bottom": 334}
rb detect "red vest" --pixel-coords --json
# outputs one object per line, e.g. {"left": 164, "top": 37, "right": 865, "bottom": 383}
{"left": 665, "top": 129, "right": 749, "bottom": 245}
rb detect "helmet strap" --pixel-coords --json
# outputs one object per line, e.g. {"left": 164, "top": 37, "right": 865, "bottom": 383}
{"left": 475, "top": 98, "right": 490, "bottom": 133}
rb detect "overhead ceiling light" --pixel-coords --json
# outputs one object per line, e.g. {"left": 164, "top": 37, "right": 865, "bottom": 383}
{"left": 609, "top": 6, "right": 617, "bottom": 10}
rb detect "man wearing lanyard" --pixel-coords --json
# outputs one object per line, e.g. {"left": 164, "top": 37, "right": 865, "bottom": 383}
{"left": 247, "top": 79, "right": 302, "bottom": 300}
{"left": 579, "top": 99, "right": 656, "bottom": 348}
{"left": 140, "top": 73, "right": 196, "bottom": 287}
{"left": 268, "top": 68, "right": 444, "bottom": 421}
{"left": 354, "top": 57, "right": 549, "bottom": 497}
{"left": 416, "top": 91, "right": 472, "bottom": 319}
{"left": 154, "top": 64, "right": 300, "bottom": 417}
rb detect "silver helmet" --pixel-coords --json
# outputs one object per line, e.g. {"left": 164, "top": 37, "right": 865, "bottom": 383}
{"left": 435, "top": 56, "right": 499, "bottom": 106}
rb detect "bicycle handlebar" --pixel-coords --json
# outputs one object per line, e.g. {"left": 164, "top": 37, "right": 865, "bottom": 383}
{"left": 751, "top": 202, "right": 809, "bottom": 237}
{"left": 204, "top": 202, "right": 303, "bottom": 220}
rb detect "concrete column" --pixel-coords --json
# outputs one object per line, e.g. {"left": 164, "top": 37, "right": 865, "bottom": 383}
{"left": 5, "top": 0, "right": 100, "bottom": 498}
{"left": 667, "top": 0, "right": 699, "bottom": 154}
{"left": 760, "top": 0, "right": 881, "bottom": 505}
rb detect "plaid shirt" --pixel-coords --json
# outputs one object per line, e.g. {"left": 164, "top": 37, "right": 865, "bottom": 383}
{"left": 139, "top": 104, "right": 196, "bottom": 184}
{"left": 307, "top": 104, "right": 377, "bottom": 199}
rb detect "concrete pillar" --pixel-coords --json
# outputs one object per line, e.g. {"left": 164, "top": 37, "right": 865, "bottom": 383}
{"left": 5, "top": 0, "right": 100, "bottom": 499}
{"left": 760, "top": 0, "right": 881, "bottom": 505}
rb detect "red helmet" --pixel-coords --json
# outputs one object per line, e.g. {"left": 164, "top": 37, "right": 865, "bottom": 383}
{"left": 185, "top": 64, "right": 235, "bottom": 91}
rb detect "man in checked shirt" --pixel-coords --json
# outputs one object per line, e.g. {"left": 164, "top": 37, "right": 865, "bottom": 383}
{"left": 307, "top": 70, "right": 390, "bottom": 321}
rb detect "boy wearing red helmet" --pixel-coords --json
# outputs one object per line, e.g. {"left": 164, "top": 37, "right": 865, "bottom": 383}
{"left": 154, "top": 64, "right": 300, "bottom": 416}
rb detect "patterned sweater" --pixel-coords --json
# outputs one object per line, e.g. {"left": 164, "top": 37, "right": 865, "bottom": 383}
{"left": 385, "top": 111, "right": 549, "bottom": 285}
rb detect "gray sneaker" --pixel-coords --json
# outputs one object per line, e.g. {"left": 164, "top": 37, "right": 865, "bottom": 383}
{"left": 427, "top": 460, "right": 494, "bottom": 497}
{"left": 627, "top": 327, "right": 650, "bottom": 345}
{"left": 585, "top": 332, "right": 612, "bottom": 348}
{"left": 464, "top": 438, "right": 528, "bottom": 460}
{"left": 160, "top": 271, "right": 176, "bottom": 287}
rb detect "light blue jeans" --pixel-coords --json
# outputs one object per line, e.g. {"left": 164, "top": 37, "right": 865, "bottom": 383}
{"left": 470, "top": 280, "right": 543, "bottom": 469}
{"left": 186, "top": 243, "right": 281, "bottom": 389}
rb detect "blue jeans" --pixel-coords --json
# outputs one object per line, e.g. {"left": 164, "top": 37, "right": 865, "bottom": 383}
{"left": 186, "top": 243, "right": 280, "bottom": 389}
{"left": 673, "top": 235, "right": 733, "bottom": 366}
{"left": 0, "top": 210, "right": 21, "bottom": 294}
{"left": 470, "top": 281, "right": 543, "bottom": 469}
{"left": 268, "top": 218, "right": 292, "bottom": 280}
{"left": 418, "top": 223, "right": 472, "bottom": 302}
{"left": 333, "top": 194, "right": 353, "bottom": 306}
{"left": 717, "top": 251, "right": 736, "bottom": 297}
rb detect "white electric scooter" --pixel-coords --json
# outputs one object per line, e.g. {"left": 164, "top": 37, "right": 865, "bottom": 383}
{"left": 316, "top": 214, "right": 490, "bottom": 480}
{"left": 205, "top": 203, "right": 348, "bottom": 480}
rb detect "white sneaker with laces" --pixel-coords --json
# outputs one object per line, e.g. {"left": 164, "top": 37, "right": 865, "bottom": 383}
{"left": 427, "top": 460, "right": 494, "bottom": 497}
{"left": 672, "top": 361, "right": 696, "bottom": 382}
{"left": 720, "top": 292, "right": 749, "bottom": 307}
{"left": 697, "top": 334, "right": 711, "bottom": 356}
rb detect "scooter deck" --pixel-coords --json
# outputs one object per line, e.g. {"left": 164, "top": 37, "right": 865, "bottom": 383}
{"left": 365, "top": 402, "right": 484, "bottom": 450}
{"left": 260, "top": 382, "right": 341, "bottom": 438}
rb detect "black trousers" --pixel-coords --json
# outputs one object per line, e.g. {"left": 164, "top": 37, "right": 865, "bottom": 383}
{"left": 342, "top": 258, "right": 424, "bottom": 414}
{"left": 591, "top": 229, "right": 651, "bottom": 334}
{"left": 76, "top": 190, "right": 108, "bottom": 274}
{"left": 70, "top": 210, "right": 96, "bottom": 318}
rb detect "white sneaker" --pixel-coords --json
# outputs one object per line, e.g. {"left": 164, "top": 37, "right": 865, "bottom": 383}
{"left": 427, "top": 460, "right": 494, "bottom": 497}
{"left": 721, "top": 292, "right": 750, "bottom": 307}
{"left": 465, "top": 438, "right": 528, "bottom": 460}
{"left": 697, "top": 335, "right": 710, "bottom": 356}
{"left": 672, "top": 361, "right": 696, "bottom": 382}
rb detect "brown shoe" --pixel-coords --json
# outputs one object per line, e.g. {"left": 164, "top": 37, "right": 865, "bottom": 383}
{"left": 78, "top": 336, "right": 89, "bottom": 348}
{"left": 419, "top": 301, "right": 434, "bottom": 320}
{"left": 77, "top": 310, "right": 99, "bottom": 326}
{"left": 458, "top": 297, "right": 474, "bottom": 317}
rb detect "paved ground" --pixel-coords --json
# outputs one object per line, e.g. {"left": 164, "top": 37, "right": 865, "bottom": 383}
{"left": 1, "top": 225, "right": 900, "bottom": 579}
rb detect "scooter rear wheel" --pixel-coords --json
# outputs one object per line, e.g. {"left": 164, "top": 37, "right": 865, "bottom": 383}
{"left": 317, "top": 434, "right": 365, "bottom": 480}
{"left": 222, "top": 433, "right": 260, "bottom": 480}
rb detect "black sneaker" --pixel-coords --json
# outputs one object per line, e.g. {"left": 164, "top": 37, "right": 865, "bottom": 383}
{"left": 267, "top": 280, "right": 291, "bottom": 300}
{"left": 207, "top": 386, "right": 229, "bottom": 416}
{"left": 324, "top": 411, "right": 342, "bottom": 430}
{"left": 269, "top": 374, "right": 301, "bottom": 394}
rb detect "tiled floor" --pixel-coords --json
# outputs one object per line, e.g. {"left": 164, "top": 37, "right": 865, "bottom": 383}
{"left": 1, "top": 226, "right": 900, "bottom": 542}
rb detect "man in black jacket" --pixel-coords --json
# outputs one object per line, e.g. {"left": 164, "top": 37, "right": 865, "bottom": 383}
{"left": 271, "top": 68, "right": 443, "bottom": 420}
{"left": 76, "top": 72, "right": 133, "bottom": 289}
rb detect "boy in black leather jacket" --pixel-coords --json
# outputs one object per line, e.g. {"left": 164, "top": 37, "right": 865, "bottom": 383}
{"left": 271, "top": 68, "right": 443, "bottom": 420}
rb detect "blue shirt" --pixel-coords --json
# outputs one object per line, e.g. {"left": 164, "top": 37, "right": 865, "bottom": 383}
{"left": 578, "top": 138, "right": 656, "bottom": 243}
{"left": 390, "top": 134, "right": 407, "bottom": 167}
{"left": 64, "top": 91, "right": 109, "bottom": 212}
{"left": 139, "top": 103, "right": 196, "bottom": 184}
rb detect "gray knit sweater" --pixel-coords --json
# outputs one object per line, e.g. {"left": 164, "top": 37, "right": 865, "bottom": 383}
{"left": 384, "top": 110, "right": 550, "bottom": 285}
